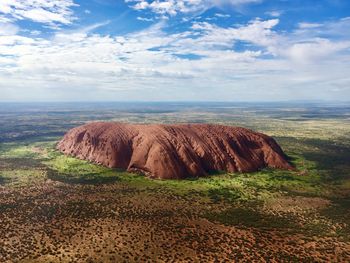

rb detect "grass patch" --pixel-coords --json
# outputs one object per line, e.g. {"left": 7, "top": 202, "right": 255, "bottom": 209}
{"left": 0, "top": 169, "right": 46, "bottom": 187}
{"left": 44, "top": 153, "right": 124, "bottom": 185}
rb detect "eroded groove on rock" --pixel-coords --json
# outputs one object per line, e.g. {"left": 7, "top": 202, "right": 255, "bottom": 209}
{"left": 57, "top": 122, "right": 293, "bottom": 179}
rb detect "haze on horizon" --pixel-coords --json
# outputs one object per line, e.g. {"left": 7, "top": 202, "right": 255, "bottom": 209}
{"left": 0, "top": 0, "right": 349, "bottom": 102}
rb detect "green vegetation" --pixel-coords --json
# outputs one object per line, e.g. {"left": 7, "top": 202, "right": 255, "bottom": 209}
{"left": 0, "top": 169, "right": 45, "bottom": 186}
{"left": 45, "top": 158, "right": 121, "bottom": 185}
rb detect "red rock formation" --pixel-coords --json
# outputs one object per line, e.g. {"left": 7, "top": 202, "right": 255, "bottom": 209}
{"left": 57, "top": 122, "right": 293, "bottom": 179}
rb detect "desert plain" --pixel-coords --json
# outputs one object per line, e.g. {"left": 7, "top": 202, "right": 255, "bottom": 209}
{"left": 0, "top": 102, "right": 349, "bottom": 262}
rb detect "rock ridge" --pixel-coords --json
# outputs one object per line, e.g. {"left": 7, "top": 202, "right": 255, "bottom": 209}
{"left": 57, "top": 122, "right": 293, "bottom": 179}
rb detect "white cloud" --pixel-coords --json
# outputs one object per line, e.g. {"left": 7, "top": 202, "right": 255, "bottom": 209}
{"left": 215, "top": 13, "right": 230, "bottom": 18}
{"left": 30, "top": 30, "right": 42, "bottom": 36}
{"left": 0, "top": 15, "right": 12, "bottom": 23}
{"left": 189, "top": 19, "right": 280, "bottom": 52}
{"left": 0, "top": 0, "right": 77, "bottom": 25}
{"left": 126, "top": 0, "right": 260, "bottom": 16}
{"left": 283, "top": 39, "right": 350, "bottom": 64}
{"left": 213, "top": 0, "right": 261, "bottom": 7}
{"left": 294, "top": 17, "right": 350, "bottom": 41}
{"left": 0, "top": 22, "right": 19, "bottom": 36}
{"left": 265, "top": 10, "right": 282, "bottom": 17}
{"left": 0, "top": 19, "right": 271, "bottom": 99}
{"left": 137, "top": 16, "right": 154, "bottom": 21}
{"left": 0, "top": 16, "right": 350, "bottom": 101}
{"left": 298, "top": 22, "right": 323, "bottom": 29}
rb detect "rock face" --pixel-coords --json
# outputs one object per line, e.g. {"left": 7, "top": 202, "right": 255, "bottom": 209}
{"left": 57, "top": 122, "right": 293, "bottom": 179}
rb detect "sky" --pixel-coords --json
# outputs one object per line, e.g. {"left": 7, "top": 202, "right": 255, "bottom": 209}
{"left": 0, "top": 0, "right": 349, "bottom": 102}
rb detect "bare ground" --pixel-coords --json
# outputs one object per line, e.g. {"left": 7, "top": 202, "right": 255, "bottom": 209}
{"left": 1, "top": 179, "right": 349, "bottom": 263}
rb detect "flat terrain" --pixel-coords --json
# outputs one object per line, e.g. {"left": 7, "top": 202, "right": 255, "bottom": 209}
{"left": 0, "top": 102, "right": 350, "bottom": 262}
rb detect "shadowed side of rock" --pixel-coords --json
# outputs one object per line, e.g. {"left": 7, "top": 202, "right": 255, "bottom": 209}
{"left": 57, "top": 122, "right": 293, "bottom": 179}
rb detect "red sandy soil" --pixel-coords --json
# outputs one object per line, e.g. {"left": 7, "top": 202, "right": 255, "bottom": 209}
{"left": 57, "top": 122, "right": 292, "bottom": 179}
{"left": 0, "top": 180, "right": 349, "bottom": 263}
